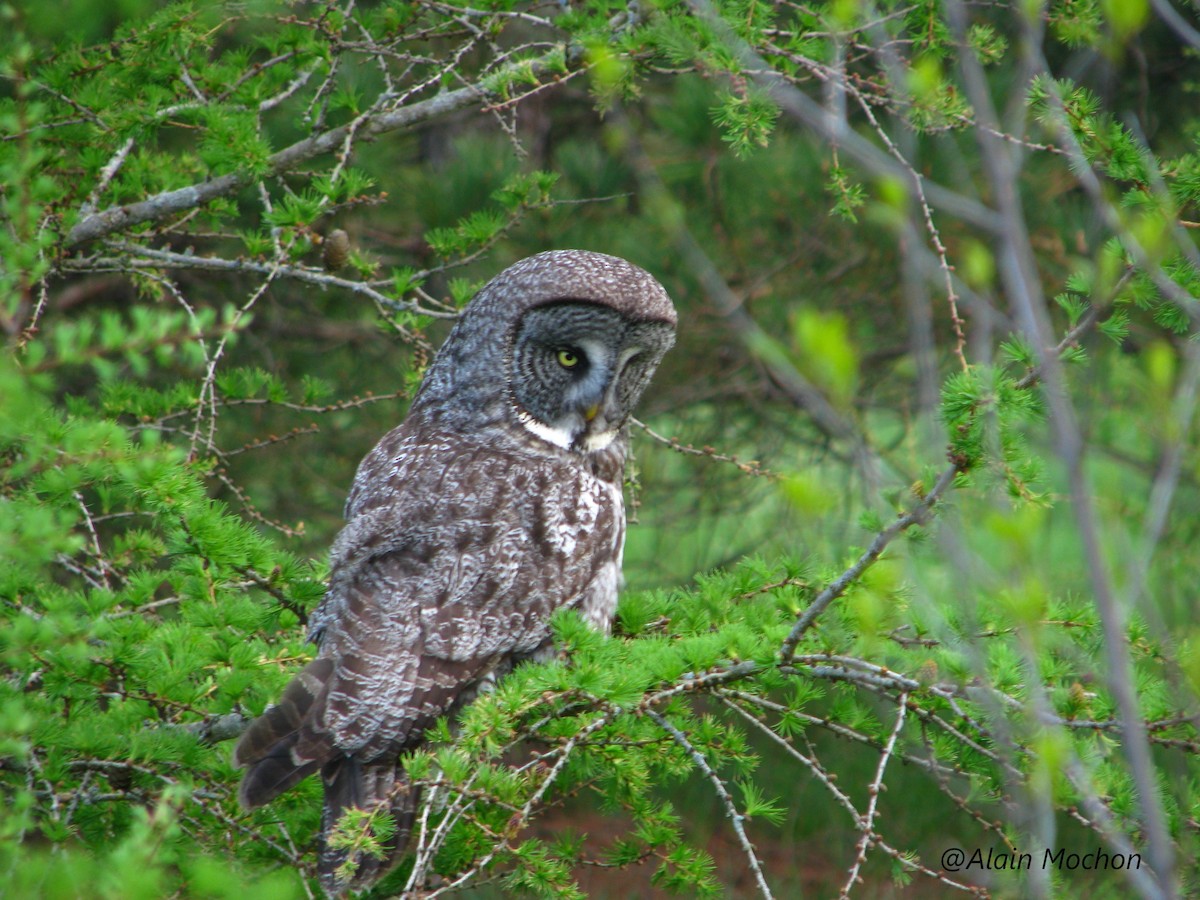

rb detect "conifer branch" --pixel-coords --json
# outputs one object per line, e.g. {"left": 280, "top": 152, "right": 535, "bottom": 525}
{"left": 63, "top": 43, "right": 579, "bottom": 250}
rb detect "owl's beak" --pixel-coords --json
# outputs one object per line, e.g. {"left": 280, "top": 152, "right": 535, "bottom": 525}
{"left": 571, "top": 393, "right": 622, "bottom": 453}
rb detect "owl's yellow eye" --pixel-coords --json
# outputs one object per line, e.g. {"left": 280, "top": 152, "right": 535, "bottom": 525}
{"left": 557, "top": 348, "right": 580, "bottom": 369}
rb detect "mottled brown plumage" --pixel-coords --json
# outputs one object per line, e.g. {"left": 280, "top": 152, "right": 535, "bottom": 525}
{"left": 234, "top": 250, "right": 676, "bottom": 895}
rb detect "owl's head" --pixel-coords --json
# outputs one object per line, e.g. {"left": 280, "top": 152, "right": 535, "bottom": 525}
{"left": 510, "top": 297, "right": 674, "bottom": 452}
{"left": 414, "top": 251, "right": 676, "bottom": 454}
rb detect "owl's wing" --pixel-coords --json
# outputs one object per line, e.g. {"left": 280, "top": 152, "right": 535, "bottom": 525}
{"left": 306, "top": 522, "right": 541, "bottom": 761}
{"left": 312, "top": 452, "right": 618, "bottom": 759}
{"left": 234, "top": 514, "right": 540, "bottom": 808}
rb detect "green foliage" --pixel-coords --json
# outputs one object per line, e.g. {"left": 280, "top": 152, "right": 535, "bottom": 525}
{"left": 941, "top": 365, "right": 1046, "bottom": 501}
{"left": 711, "top": 87, "right": 780, "bottom": 156}
{"left": 0, "top": 355, "right": 320, "bottom": 894}
{"left": 826, "top": 164, "right": 866, "bottom": 222}
{"left": 1049, "top": 0, "right": 1105, "bottom": 47}
{"left": 328, "top": 807, "right": 398, "bottom": 885}
{"left": 425, "top": 172, "right": 558, "bottom": 262}
{"left": 789, "top": 307, "right": 859, "bottom": 408}
{"left": 4, "top": 0, "right": 1200, "bottom": 896}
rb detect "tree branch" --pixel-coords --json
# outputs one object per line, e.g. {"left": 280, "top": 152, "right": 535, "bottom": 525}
{"left": 64, "top": 49, "right": 576, "bottom": 250}
{"left": 648, "top": 710, "right": 775, "bottom": 900}
{"left": 779, "top": 462, "right": 960, "bottom": 663}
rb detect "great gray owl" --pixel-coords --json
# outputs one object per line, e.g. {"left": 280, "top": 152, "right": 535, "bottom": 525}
{"left": 234, "top": 250, "right": 676, "bottom": 894}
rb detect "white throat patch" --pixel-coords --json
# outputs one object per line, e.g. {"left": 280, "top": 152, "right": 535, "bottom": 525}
{"left": 516, "top": 409, "right": 575, "bottom": 450}
{"left": 583, "top": 429, "right": 617, "bottom": 452}
{"left": 516, "top": 409, "right": 617, "bottom": 453}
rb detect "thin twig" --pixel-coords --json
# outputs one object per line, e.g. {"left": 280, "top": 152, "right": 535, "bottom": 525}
{"left": 632, "top": 418, "right": 776, "bottom": 478}
{"left": 838, "top": 693, "right": 907, "bottom": 899}
{"left": 648, "top": 710, "right": 775, "bottom": 900}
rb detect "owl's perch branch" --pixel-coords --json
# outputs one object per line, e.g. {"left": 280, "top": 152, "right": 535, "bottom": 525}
{"left": 180, "top": 712, "right": 252, "bottom": 745}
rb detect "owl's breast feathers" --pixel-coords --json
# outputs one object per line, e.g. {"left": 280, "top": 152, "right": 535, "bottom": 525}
{"left": 296, "top": 420, "right": 625, "bottom": 760}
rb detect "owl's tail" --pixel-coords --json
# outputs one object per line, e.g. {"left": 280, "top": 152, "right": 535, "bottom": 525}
{"left": 233, "top": 659, "right": 420, "bottom": 895}
{"left": 235, "top": 658, "right": 334, "bottom": 808}
{"left": 319, "top": 757, "right": 421, "bottom": 896}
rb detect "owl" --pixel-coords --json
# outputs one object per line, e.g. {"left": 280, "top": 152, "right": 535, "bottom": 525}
{"left": 234, "top": 250, "right": 677, "bottom": 894}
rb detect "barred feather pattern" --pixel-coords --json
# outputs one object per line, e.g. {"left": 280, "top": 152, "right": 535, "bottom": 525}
{"left": 233, "top": 251, "right": 676, "bottom": 896}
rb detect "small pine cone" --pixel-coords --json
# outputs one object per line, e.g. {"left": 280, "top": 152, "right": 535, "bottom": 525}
{"left": 323, "top": 229, "right": 351, "bottom": 271}
{"left": 915, "top": 658, "right": 938, "bottom": 686}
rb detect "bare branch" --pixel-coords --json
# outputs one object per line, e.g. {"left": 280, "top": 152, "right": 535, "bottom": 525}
{"left": 648, "top": 710, "right": 775, "bottom": 900}
{"left": 838, "top": 694, "right": 908, "bottom": 899}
